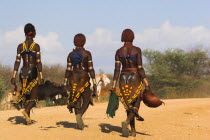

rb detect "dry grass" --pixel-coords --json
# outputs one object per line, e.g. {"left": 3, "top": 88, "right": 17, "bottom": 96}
{"left": 0, "top": 64, "right": 210, "bottom": 110}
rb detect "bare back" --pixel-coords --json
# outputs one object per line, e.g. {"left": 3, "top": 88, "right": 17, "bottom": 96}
{"left": 17, "top": 39, "right": 40, "bottom": 67}
{"left": 116, "top": 44, "right": 143, "bottom": 70}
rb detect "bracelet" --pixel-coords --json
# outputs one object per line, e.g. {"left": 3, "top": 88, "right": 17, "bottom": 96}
{"left": 88, "top": 66, "right": 93, "bottom": 70}
{"left": 64, "top": 78, "right": 68, "bottom": 86}
{"left": 12, "top": 70, "right": 17, "bottom": 78}
{"left": 36, "top": 59, "right": 41, "bottom": 63}
{"left": 16, "top": 59, "right": 20, "bottom": 62}
{"left": 93, "top": 79, "right": 96, "bottom": 84}
{"left": 39, "top": 72, "right": 43, "bottom": 79}
{"left": 112, "top": 80, "right": 116, "bottom": 88}
{"left": 143, "top": 78, "right": 149, "bottom": 87}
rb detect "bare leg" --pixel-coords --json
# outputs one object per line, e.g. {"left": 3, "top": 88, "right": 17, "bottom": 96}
{"left": 21, "top": 85, "right": 39, "bottom": 125}
{"left": 130, "top": 118, "right": 136, "bottom": 137}
{"left": 122, "top": 97, "right": 141, "bottom": 137}
{"left": 122, "top": 110, "right": 133, "bottom": 137}
{"left": 130, "top": 97, "right": 142, "bottom": 137}
{"left": 22, "top": 101, "right": 36, "bottom": 125}
{"left": 80, "top": 88, "right": 91, "bottom": 116}
{"left": 74, "top": 97, "right": 84, "bottom": 130}
{"left": 75, "top": 88, "right": 91, "bottom": 130}
{"left": 74, "top": 98, "right": 82, "bottom": 115}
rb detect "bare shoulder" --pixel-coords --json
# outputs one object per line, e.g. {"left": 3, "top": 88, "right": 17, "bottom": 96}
{"left": 133, "top": 46, "right": 141, "bottom": 53}
{"left": 116, "top": 46, "right": 123, "bottom": 53}
{"left": 68, "top": 51, "right": 72, "bottom": 57}
{"left": 34, "top": 43, "right": 40, "bottom": 51}
{"left": 34, "top": 43, "right": 40, "bottom": 48}
{"left": 17, "top": 43, "right": 22, "bottom": 49}
{"left": 85, "top": 50, "right": 92, "bottom": 56}
{"left": 17, "top": 43, "right": 23, "bottom": 52}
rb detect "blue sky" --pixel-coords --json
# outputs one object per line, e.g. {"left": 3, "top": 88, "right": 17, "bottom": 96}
{"left": 0, "top": 0, "right": 210, "bottom": 72}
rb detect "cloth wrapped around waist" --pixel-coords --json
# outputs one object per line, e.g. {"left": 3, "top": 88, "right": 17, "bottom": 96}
{"left": 118, "top": 72, "right": 143, "bottom": 109}
{"left": 19, "top": 66, "right": 38, "bottom": 95}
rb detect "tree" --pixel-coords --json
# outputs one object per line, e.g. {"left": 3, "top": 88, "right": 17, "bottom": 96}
{"left": 0, "top": 78, "right": 6, "bottom": 102}
{"left": 143, "top": 48, "right": 209, "bottom": 98}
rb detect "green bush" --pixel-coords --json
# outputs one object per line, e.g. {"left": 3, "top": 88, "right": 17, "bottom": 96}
{"left": 143, "top": 48, "right": 210, "bottom": 98}
{"left": 0, "top": 78, "right": 6, "bottom": 102}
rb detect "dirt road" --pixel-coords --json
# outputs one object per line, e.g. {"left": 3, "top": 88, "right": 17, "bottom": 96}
{"left": 0, "top": 98, "right": 209, "bottom": 140}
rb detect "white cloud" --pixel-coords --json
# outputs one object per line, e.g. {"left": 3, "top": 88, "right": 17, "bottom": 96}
{"left": 135, "top": 21, "right": 210, "bottom": 50}
{"left": 85, "top": 21, "right": 210, "bottom": 73}
{"left": 0, "top": 26, "right": 67, "bottom": 65}
{"left": 35, "top": 32, "right": 67, "bottom": 64}
{"left": 86, "top": 28, "right": 121, "bottom": 73}
{"left": 0, "top": 22, "right": 210, "bottom": 73}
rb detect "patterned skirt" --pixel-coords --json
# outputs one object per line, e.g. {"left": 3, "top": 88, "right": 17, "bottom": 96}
{"left": 68, "top": 69, "right": 90, "bottom": 103}
{"left": 19, "top": 66, "right": 38, "bottom": 96}
{"left": 118, "top": 72, "right": 143, "bottom": 109}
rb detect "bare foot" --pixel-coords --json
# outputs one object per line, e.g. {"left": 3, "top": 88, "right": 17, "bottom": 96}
{"left": 76, "top": 114, "right": 84, "bottom": 130}
{"left": 122, "top": 121, "right": 129, "bottom": 137}
{"left": 22, "top": 110, "right": 32, "bottom": 125}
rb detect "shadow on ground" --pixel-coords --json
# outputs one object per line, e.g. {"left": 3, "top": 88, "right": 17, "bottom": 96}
{"left": 99, "top": 123, "right": 151, "bottom": 137}
{"left": 56, "top": 121, "right": 88, "bottom": 130}
{"left": 7, "top": 116, "right": 36, "bottom": 125}
{"left": 39, "top": 126, "right": 57, "bottom": 130}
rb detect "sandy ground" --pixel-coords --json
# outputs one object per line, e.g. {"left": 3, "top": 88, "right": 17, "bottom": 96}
{"left": 0, "top": 98, "right": 210, "bottom": 140}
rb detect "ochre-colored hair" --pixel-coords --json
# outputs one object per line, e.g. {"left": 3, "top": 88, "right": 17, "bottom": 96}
{"left": 121, "top": 29, "right": 135, "bottom": 42}
{"left": 74, "top": 33, "right": 86, "bottom": 47}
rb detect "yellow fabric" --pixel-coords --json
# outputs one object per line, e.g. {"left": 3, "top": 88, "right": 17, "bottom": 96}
{"left": 21, "top": 77, "right": 39, "bottom": 95}
{"left": 21, "top": 42, "right": 36, "bottom": 53}
{"left": 68, "top": 82, "right": 90, "bottom": 103}
{"left": 13, "top": 77, "right": 39, "bottom": 104}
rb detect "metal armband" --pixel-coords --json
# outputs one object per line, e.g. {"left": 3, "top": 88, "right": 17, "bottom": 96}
{"left": 39, "top": 72, "right": 43, "bottom": 79}
{"left": 88, "top": 66, "right": 93, "bottom": 70}
{"left": 17, "top": 54, "right": 21, "bottom": 57}
{"left": 112, "top": 80, "right": 117, "bottom": 88}
{"left": 36, "top": 59, "right": 41, "bottom": 63}
{"left": 67, "top": 67, "right": 72, "bottom": 71}
{"left": 143, "top": 78, "right": 149, "bottom": 87}
{"left": 16, "top": 59, "right": 21, "bottom": 62}
{"left": 64, "top": 78, "right": 68, "bottom": 86}
{"left": 137, "top": 65, "right": 143, "bottom": 69}
{"left": 12, "top": 70, "right": 17, "bottom": 78}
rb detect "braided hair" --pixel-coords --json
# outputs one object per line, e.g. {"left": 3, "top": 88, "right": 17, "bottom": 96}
{"left": 24, "top": 23, "right": 36, "bottom": 36}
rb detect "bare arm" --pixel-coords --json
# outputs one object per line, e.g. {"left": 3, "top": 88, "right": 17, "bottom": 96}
{"left": 87, "top": 51, "right": 96, "bottom": 84}
{"left": 112, "top": 50, "right": 121, "bottom": 90}
{"left": 64, "top": 54, "right": 72, "bottom": 86}
{"left": 87, "top": 51, "right": 97, "bottom": 96}
{"left": 35, "top": 44, "right": 44, "bottom": 83}
{"left": 136, "top": 48, "right": 150, "bottom": 88}
{"left": 11, "top": 44, "right": 22, "bottom": 84}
